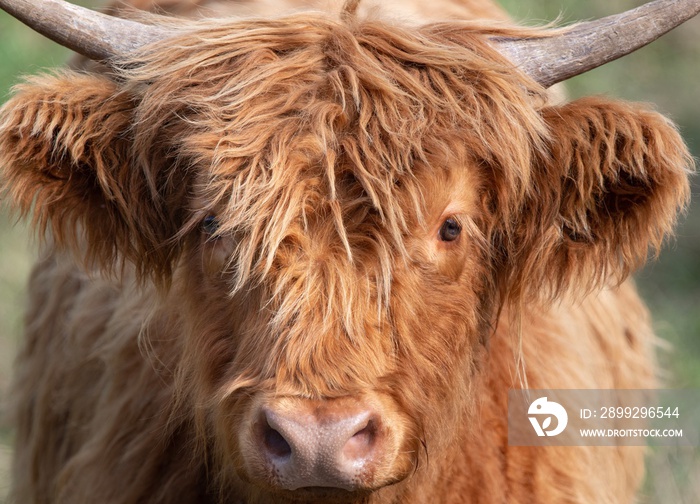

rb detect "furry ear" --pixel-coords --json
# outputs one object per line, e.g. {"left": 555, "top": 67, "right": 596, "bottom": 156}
{"left": 501, "top": 96, "right": 692, "bottom": 302}
{"left": 0, "top": 73, "right": 186, "bottom": 281}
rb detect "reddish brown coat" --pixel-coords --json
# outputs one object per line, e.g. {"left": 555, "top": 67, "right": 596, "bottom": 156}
{"left": 0, "top": 1, "right": 692, "bottom": 503}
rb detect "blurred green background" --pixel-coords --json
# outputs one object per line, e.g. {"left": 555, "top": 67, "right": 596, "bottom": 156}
{"left": 0, "top": 0, "right": 698, "bottom": 502}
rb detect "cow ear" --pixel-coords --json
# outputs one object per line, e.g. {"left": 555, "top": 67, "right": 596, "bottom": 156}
{"left": 0, "top": 73, "right": 184, "bottom": 281}
{"left": 501, "top": 96, "right": 692, "bottom": 302}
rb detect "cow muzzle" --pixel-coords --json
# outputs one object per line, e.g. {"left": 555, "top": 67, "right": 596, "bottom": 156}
{"left": 239, "top": 395, "right": 411, "bottom": 494}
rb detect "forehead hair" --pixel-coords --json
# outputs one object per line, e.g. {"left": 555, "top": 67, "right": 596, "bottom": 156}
{"left": 116, "top": 13, "right": 549, "bottom": 293}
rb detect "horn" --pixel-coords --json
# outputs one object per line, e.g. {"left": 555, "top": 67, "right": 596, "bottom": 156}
{"left": 0, "top": 0, "right": 172, "bottom": 61}
{"left": 4, "top": 0, "right": 698, "bottom": 82}
{"left": 496, "top": 0, "right": 700, "bottom": 88}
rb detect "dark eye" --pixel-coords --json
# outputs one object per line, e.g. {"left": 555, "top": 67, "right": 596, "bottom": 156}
{"left": 438, "top": 217, "right": 462, "bottom": 242}
{"left": 202, "top": 215, "right": 220, "bottom": 235}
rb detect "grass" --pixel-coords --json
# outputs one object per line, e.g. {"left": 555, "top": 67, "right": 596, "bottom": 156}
{"left": 0, "top": 10, "right": 68, "bottom": 503}
{"left": 0, "top": 444, "right": 9, "bottom": 504}
{"left": 0, "top": 217, "right": 31, "bottom": 502}
{"left": 0, "top": 1, "right": 699, "bottom": 502}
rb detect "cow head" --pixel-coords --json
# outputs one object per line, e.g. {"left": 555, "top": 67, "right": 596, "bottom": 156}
{"left": 0, "top": 0, "right": 693, "bottom": 501}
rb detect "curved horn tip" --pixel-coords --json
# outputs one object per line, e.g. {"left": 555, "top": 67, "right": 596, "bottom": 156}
{"left": 0, "top": 0, "right": 171, "bottom": 61}
{"left": 495, "top": 0, "right": 700, "bottom": 88}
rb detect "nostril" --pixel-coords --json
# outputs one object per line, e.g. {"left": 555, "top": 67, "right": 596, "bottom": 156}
{"left": 247, "top": 403, "right": 397, "bottom": 492}
{"left": 262, "top": 419, "right": 292, "bottom": 459}
{"left": 343, "top": 418, "right": 377, "bottom": 461}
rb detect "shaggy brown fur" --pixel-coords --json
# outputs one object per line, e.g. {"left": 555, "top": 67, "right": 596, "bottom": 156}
{"left": 0, "top": 1, "right": 692, "bottom": 503}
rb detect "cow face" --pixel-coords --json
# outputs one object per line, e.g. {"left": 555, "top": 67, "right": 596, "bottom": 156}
{"left": 0, "top": 15, "right": 690, "bottom": 502}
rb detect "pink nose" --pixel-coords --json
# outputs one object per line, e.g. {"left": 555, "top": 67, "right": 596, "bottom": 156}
{"left": 250, "top": 400, "right": 384, "bottom": 491}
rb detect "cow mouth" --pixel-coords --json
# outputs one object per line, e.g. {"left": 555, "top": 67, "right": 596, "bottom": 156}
{"left": 268, "top": 486, "right": 372, "bottom": 503}
{"left": 233, "top": 393, "right": 418, "bottom": 501}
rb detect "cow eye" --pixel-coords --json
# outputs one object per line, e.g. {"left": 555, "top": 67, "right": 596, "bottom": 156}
{"left": 438, "top": 217, "right": 461, "bottom": 242}
{"left": 202, "top": 215, "right": 220, "bottom": 235}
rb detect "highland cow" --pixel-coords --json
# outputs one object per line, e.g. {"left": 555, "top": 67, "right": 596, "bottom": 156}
{"left": 0, "top": 0, "right": 696, "bottom": 503}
